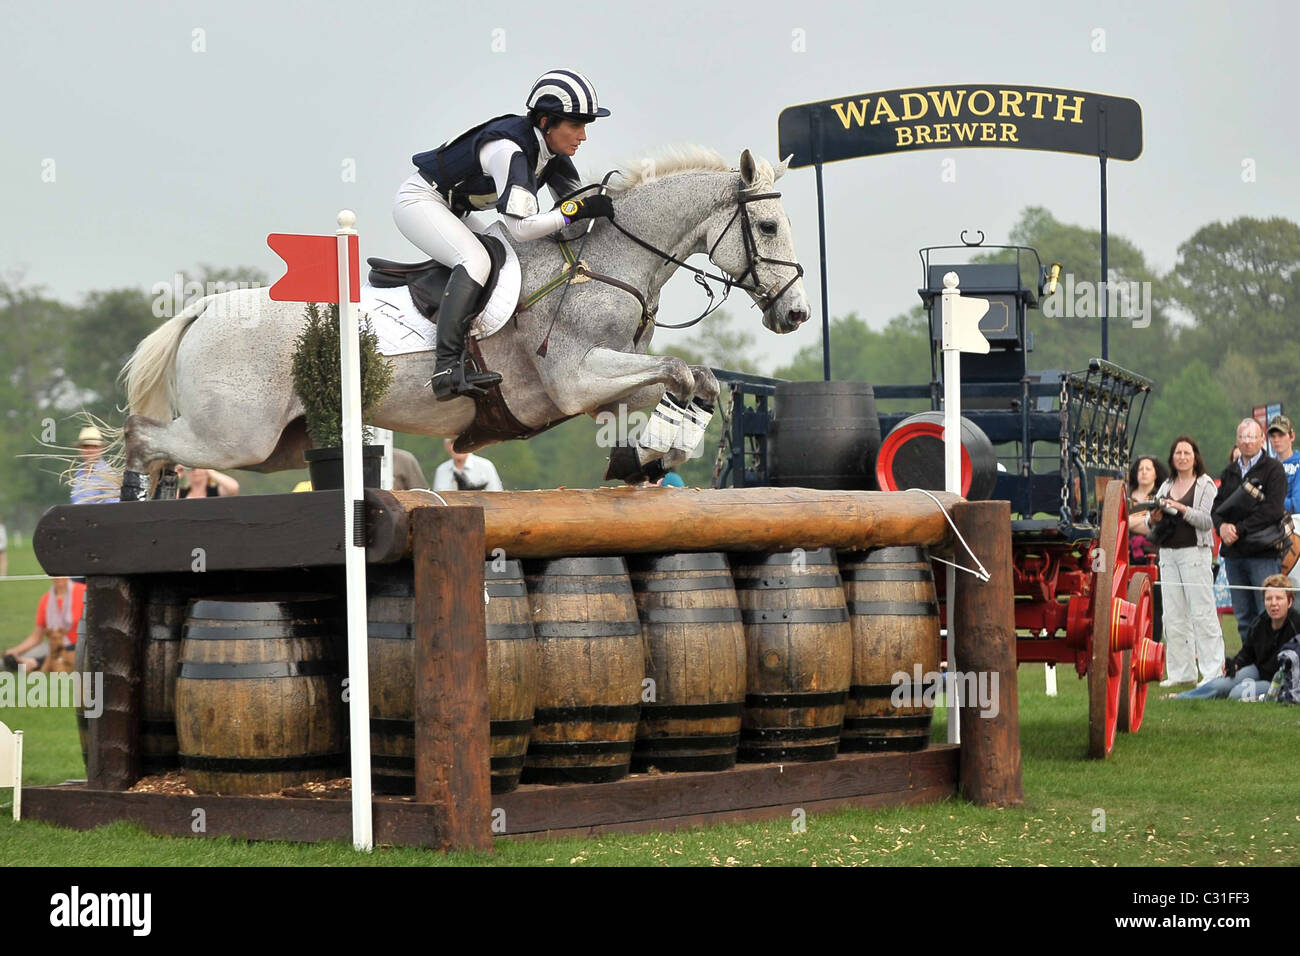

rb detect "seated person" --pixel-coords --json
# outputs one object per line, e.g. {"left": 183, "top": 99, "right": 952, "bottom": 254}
{"left": 1174, "top": 573, "right": 1297, "bottom": 699}
{"left": 2, "top": 577, "right": 86, "bottom": 674}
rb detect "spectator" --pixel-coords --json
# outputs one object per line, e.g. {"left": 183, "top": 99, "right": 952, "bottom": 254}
{"left": 70, "top": 425, "right": 114, "bottom": 504}
{"left": 176, "top": 465, "right": 240, "bottom": 498}
{"left": 433, "top": 438, "right": 503, "bottom": 491}
{"left": 1266, "top": 415, "right": 1300, "bottom": 515}
{"left": 392, "top": 448, "right": 429, "bottom": 491}
{"left": 2, "top": 577, "right": 86, "bottom": 674}
{"left": 1212, "top": 418, "right": 1287, "bottom": 640}
{"left": 1173, "top": 574, "right": 1297, "bottom": 700}
{"left": 1147, "top": 437, "right": 1224, "bottom": 685}
{"left": 1126, "top": 455, "right": 1168, "bottom": 641}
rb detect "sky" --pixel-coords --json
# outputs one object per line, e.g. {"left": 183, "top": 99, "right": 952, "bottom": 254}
{"left": 3, "top": 0, "right": 1296, "bottom": 373}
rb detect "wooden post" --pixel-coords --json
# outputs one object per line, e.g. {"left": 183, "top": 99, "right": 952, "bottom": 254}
{"left": 952, "top": 500, "right": 1023, "bottom": 807}
{"left": 83, "top": 575, "right": 145, "bottom": 790}
{"left": 411, "top": 505, "right": 491, "bottom": 851}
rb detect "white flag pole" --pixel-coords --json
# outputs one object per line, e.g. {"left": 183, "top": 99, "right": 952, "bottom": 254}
{"left": 337, "top": 210, "right": 374, "bottom": 852}
{"left": 939, "top": 271, "right": 990, "bottom": 745}
{"left": 941, "top": 274, "right": 963, "bottom": 746}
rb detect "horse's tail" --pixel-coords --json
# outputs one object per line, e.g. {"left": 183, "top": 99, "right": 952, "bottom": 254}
{"left": 120, "top": 296, "right": 206, "bottom": 419}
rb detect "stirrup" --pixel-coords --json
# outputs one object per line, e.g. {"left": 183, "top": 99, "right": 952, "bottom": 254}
{"left": 428, "top": 358, "right": 502, "bottom": 401}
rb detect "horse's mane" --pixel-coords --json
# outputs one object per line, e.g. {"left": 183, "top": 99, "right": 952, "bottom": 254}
{"left": 606, "top": 146, "right": 767, "bottom": 193}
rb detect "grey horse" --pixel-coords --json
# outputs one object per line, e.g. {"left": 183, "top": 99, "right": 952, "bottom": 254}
{"left": 119, "top": 148, "right": 809, "bottom": 490}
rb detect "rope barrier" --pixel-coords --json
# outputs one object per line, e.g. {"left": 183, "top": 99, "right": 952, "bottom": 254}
{"left": 903, "top": 489, "right": 991, "bottom": 582}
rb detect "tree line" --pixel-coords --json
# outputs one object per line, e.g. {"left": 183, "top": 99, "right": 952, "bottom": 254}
{"left": 1, "top": 210, "right": 1295, "bottom": 532}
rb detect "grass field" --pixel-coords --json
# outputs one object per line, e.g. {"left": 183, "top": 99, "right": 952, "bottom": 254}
{"left": 2, "top": 539, "right": 1296, "bottom": 867}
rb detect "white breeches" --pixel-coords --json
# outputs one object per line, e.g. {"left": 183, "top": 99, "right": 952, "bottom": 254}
{"left": 392, "top": 174, "right": 492, "bottom": 285}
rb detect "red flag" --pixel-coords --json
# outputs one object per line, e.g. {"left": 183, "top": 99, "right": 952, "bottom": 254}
{"left": 267, "top": 233, "right": 361, "bottom": 303}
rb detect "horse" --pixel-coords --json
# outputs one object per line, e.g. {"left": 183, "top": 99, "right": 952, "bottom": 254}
{"left": 118, "top": 148, "right": 809, "bottom": 493}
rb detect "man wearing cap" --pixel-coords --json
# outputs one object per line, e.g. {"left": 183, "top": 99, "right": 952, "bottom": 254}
{"left": 1212, "top": 418, "right": 1288, "bottom": 640}
{"left": 70, "top": 425, "right": 115, "bottom": 505}
{"left": 1266, "top": 414, "right": 1300, "bottom": 515}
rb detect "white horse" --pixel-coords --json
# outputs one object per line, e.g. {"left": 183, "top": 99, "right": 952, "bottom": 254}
{"left": 119, "top": 148, "right": 809, "bottom": 492}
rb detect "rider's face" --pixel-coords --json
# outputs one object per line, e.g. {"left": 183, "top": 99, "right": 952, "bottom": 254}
{"left": 543, "top": 119, "right": 587, "bottom": 157}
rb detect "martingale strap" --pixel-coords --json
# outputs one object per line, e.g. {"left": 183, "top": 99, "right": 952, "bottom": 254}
{"left": 519, "top": 238, "right": 658, "bottom": 345}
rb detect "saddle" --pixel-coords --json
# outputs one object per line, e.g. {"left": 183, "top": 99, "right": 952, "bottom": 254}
{"left": 367, "top": 235, "right": 574, "bottom": 453}
{"left": 367, "top": 234, "right": 508, "bottom": 320}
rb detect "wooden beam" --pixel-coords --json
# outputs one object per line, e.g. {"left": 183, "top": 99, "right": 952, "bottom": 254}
{"left": 22, "top": 747, "right": 956, "bottom": 846}
{"left": 83, "top": 576, "right": 145, "bottom": 790}
{"left": 491, "top": 747, "right": 955, "bottom": 833}
{"left": 412, "top": 505, "right": 491, "bottom": 851}
{"left": 952, "top": 500, "right": 1023, "bottom": 808}
{"left": 367, "top": 487, "right": 961, "bottom": 561}
{"left": 34, "top": 493, "right": 345, "bottom": 576}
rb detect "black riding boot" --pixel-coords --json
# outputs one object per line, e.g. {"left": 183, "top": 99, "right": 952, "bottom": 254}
{"left": 428, "top": 266, "right": 503, "bottom": 401}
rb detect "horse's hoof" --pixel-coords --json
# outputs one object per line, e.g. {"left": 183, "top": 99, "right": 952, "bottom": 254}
{"left": 120, "top": 470, "right": 148, "bottom": 502}
{"left": 604, "top": 445, "right": 642, "bottom": 482}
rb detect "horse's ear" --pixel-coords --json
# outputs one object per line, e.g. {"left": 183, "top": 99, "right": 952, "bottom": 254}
{"left": 739, "top": 149, "right": 757, "bottom": 187}
{"left": 774, "top": 154, "right": 792, "bottom": 181}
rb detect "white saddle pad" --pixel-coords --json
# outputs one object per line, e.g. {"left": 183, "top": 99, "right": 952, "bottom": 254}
{"left": 362, "top": 221, "right": 521, "bottom": 357}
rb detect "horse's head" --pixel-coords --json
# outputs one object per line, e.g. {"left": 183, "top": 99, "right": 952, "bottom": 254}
{"left": 705, "top": 150, "right": 810, "bottom": 333}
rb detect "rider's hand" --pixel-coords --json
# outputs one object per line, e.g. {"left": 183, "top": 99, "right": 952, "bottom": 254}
{"left": 561, "top": 195, "right": 614, "bottom": 224}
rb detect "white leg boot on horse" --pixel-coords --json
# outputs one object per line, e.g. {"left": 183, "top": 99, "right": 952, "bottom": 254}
{"left": 428, "top": 266, "right": 503, "bottom": 401}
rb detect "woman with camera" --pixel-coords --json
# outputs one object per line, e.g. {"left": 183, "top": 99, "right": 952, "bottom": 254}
{"left": 1145, "top": 436, "right": 1225, "bottom": 686}
{"left": 1127, "top": 454, "right": 1168, "bottom": 642}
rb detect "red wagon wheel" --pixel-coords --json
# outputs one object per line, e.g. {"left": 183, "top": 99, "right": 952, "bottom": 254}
{"left": 1118, "top": 570, "right": 1154, "bottom": 733}
{"left": 1088, "top": 481, "right": 1129, "bottom": 758}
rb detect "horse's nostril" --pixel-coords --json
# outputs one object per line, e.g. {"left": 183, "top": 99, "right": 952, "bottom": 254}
{"left": 789, "top": 310, "right": 808, "bottom": 326}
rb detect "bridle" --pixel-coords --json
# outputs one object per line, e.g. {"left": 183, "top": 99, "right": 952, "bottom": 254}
{"left": 604, "top": 185, "right": 805, "bottom": 330}
{"left": 548, "top": 176, "right": 805, "bottom": 338}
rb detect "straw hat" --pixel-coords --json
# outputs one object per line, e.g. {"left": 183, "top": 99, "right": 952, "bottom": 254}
{"left": 76, "top": 425, "right": 106, "bottom": 447}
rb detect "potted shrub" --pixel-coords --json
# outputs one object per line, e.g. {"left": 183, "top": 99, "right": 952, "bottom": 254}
{"left": 291, "top": 302, "right": 394, "bottom": 489}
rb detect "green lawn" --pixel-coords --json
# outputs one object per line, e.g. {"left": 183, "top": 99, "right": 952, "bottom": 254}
{"left": 2, "top": 539, "right": 1295, "bottom": 867}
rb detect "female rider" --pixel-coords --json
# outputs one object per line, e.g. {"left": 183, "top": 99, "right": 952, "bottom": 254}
{"left": 395, "top": 70, "right": 615, "bottom": 400}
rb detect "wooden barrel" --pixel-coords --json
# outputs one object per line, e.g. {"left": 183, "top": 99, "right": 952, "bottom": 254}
{"left": 769, "top": 381, "right": 882, "bottom": 490}
{"left": 366, "top": 561, "right": 538, "bottom": 795}
{"left": 523, "top": 557, "right": 644, "bottom": 784}
{"left": 140, "top": 583, "right": 187, "bottom": 773}
{"left": 484, "top": 560, "right": 538, "bottom": 793}
{"left": 875, "top": 411, "right": 998, "bottom": 500}
{"left": 731, "top": 548, "right": 852, "bottom": 762}
{"left": 366, "top": 566, "right": 418, "bottom": 795}
{"left": 839, "top": 547, "right": 940, "bottom": 752}
{"left": 175, "top": 594, "right": 346, "bottom": 794}
{"left": 628, "top": 552, "right": 746, "bottom": 772}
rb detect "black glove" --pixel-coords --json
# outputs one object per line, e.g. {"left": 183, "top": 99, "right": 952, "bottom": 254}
{"left": 560, "top": 195, "right": 614, "bottom": 224}
{"left": 1224, "top": 659, "right": 1238, "bottom": 679}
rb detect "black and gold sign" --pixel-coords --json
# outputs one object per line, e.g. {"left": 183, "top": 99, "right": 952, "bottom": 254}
{"left": 778, "top": 84, "right": 1142, "bottom": 167}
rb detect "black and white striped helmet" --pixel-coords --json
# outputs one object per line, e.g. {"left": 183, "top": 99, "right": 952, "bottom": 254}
{"left": 526, "top": 70, "right": 610, "bottom": 121}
